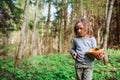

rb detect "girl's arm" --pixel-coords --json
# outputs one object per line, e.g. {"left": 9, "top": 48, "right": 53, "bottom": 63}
{"left": 70, "top": 39, "right": 78, "bottom": 59}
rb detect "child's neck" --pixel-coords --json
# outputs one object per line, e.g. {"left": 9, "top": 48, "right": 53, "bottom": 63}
{"left": 76, "top": 34, "right": 92, "bottom": 38}
{"left": 81, "top": 35, "right": 89, "bottom": 38}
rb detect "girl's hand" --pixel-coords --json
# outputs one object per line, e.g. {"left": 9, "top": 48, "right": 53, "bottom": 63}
{"left": 96, "top": 53, "right": 104, "bottom": 60}
{"left": 87, "top": 48, "right": 104, "bottom": 60}
{"left": 72, "top": 53, "right": 78, "bottom": 60}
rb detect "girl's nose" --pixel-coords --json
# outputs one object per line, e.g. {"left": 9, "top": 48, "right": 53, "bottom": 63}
{"left": 78, "top": 29, "right": 81, "bottom": 32}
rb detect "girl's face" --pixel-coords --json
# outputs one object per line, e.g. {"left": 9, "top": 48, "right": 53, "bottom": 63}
{"left": 76, "top": 22, "right": 87, "bottom": 37}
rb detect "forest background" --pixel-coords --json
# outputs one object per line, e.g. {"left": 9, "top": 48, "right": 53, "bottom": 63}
{"left": 0, "top": 0, "right": 120, "bottom": 80}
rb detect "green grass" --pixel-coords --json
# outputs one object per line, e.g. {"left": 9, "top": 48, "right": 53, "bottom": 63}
{"left": 0, "top": 49, "right": 120, "bottom": 80}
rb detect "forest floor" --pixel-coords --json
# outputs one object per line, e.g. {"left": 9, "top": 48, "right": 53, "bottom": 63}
{"left": 0, "top": 49, "right": 120, "bottom": 80}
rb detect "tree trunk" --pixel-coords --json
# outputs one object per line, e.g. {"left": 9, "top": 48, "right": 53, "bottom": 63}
{"left": 116, "top": 1, "right": 120, "bottom": 46}
{"left": 103, "top": 0, "right": 115, "bottom": 65}
{"left": 97, "top": 26, "right": 102, "bottom": 47}
{"left": 30, "top": 0, "right": 39, "bottom": 56}
{"left": 74, "top": 0, "right": 80, "bottom": 20}
{"left": 56, "top": 1, "right": 62, "bottom": 53}
{"left": 62, "top": 0, "right": 68, "bottom": 52}
{"left": 14, "top": 0, "right": 30, "bottom": 67}
{"left": 70, "top": 10, "right": 74, "bottom": 40}
{"left": 58, "top": 15, "right": 62, "bottom": 53}
{"left": 81, "top": 0, "right": 83, "bottom": 17}
{"left": 40, "top": 22, "right": 44, "bottom": 54}
{"left": 47, "top": 2, "right": 51, "bottom": 53}
{"left": 17, "top": 0, "right": 30, "bottom": 59}
{"left": 45, "top": 1, "right": 51, "bottom": 53}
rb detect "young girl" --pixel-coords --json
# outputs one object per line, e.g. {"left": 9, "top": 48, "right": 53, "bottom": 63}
{"left": 70, "top": 18, "right": 100, "bottom": 80}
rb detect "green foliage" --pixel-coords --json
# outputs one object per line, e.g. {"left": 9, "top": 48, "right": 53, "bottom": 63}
{"left": 93, "top": 49, "right": 120, "bottom": 80}
{"left": 0, "top": 0, "right": 23, "bottom": 36}
{"left": 26, "top": 54, "right": 75, "bottom": 80}
{"left": 0, "top": 44, "right": 15, "bottom": 57}
{"left": 3, "top": 45, "right": 15, "bottom": 53}
{"left": 0, "top": 49, "right": 120, "bottom": 80}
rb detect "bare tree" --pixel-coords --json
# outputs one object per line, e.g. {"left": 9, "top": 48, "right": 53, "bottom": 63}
{"left": 30, "top": 0, "right": 39, "bottom": 56}
{"left": 103, "top": 0, "right": 115, "bottom": 65}
{"left": 14, "top": 0, "right": 30, "bottom": 67}
{"left": 17, "top": 0, "right": 30, "bottom": 59}
{"left": 46, "top": 1, "right": 51, "bottom": 53}
{"left": 62, "top": 0, "right": 68, "bottom": 52}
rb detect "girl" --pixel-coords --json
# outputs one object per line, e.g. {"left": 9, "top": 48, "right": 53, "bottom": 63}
{"left": 70, "top": 18, "right": 101, "bottom": 80}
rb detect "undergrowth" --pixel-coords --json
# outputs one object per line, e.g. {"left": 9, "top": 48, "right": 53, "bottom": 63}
{"left": 0, "top": 49, "right": 120, "bottom": 80}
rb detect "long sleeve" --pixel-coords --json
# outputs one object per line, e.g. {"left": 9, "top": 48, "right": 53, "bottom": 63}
{"left": 91, "top": 37, "right": 97, "bottom": 48}
{"left": 70, "top": 39, "right": 76, "bottom": 55}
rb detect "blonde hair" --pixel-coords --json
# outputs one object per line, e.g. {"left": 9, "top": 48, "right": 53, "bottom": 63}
{"left": 74, "top": 18, "right": 93, "bottom": 37}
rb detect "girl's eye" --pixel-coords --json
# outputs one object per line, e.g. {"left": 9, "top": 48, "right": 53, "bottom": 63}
{"left": 80, "top": 27, "right": 83, "bottom": 29}
{"left": 77, "top": 29, "right": 80, "bottom": 31}
{"left": 77, "top": 28, "right": 82, "bottom": 30}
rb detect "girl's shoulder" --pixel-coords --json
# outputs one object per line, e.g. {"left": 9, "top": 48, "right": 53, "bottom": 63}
{"left": 90, "top": 37, "right": 97, "bottom": 45}
{"left": 72, "top": 37, "right": 80, "bottom": 42}
{"left": 73, "top": 36, "right": 96, "bottom": 41}
{"left": 72, "top": 37, "right": 77, "bottom": 41}
{"left": 73, "top": 37, "right": 81, "bottom": 40}
{"left": 90, "top": 36, "right": 96, "bottom": 40}
{"left": 74, "top": 36, "right": 95, "bottom": 39}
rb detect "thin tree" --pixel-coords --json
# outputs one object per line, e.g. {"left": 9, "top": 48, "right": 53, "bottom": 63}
{"left": 30, "top": 0, "right": 39, "bottom": 56}
{"left": 18, "top": 0, "right": 29, "bottom": 59}
{"left": 46, "top": 1, "right": 51, "bottom": 53}
{"left": 15, "top": 0, "right": 30, "bottom": 60}
{"left": 103, "top": 0, "right": 115, "bottom": 65}
{"left": 116, "top": 0, "right": 120, "bottom": 46}
{"left": 62, "top": 0, "right": 68, "bottom": 52}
